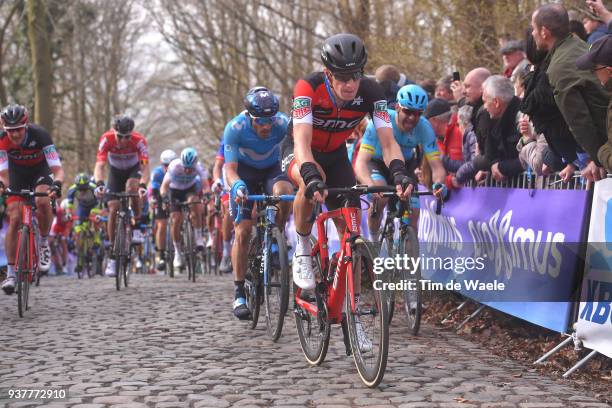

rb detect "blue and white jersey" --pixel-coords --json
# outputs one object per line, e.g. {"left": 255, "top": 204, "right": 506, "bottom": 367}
{"left": 222, "top": 111, "right": 288, "bottom": 169}
{"left": 164, "top": 159, "right": 207, "bottom": 190}
{"left": 360, "top": 110, "right": 440, "bottom": 162}
{"left": 150, "top": 165, "right": 166, "bottom": 191}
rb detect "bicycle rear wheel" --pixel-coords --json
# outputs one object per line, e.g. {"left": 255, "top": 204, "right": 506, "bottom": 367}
{"left": 294, "top": 248, "right": 330, "bottom": 365}
{"left": 346, "top": 240, "right": 389, "bottom": 388}
{"left": 399, "top": 227, "right": 422, "bottom": 335}
{"left": 265, "top": 227, "right": 290, "bottom": 342}
{"left": 16, "top": 227, "right": 30, "bottom": 318}
{"left": 245, "top": 234, "right": 262, "bottom": 328}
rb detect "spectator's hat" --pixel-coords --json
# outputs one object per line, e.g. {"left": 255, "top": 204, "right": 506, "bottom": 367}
{"left": 576, "top": 34, "right": 612, "bottom": 69}
{"left": 500, "top": 40, "right": 524, "bottom": 55}
{"left": 425, "top": 98, "right": 451, "bottom": 119}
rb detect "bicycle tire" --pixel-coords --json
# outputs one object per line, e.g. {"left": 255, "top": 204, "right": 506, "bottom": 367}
{"left": 114, "top": 216, "right": 124, "bottom": 291}
{"left": 123, "top": 224, "right": 131, "bottom": 288}
{"left": 381, "top": 235, "right": 397, "bottom": 324}
{"left": 294, "top": 248, "right": 330, "bottom": 365}
{"left": 245, "top": 234, "right": 262, "bottom": 329}
{"left": 264, "top": 227, "right": 290, "bottom": 342}
{"left": 16, "top": 227, "right": 30, "bottom": 318}
{"left": 346, "top": 240, "right": 389, "bottom": 388}
{"left": 185, "top": 221, "right": 196, "bottom": 283}
{"left": 214, "top": 227, "right": 223, "bottom": 275}
{"left": 166, "top": 219, "right": 175, "bottom": 278}
{"left": 400, "top": 226, "right": 422, "bottom": 335}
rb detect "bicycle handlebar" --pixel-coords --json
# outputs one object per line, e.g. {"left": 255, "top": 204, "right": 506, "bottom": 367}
{"left": 246, "top": 194, "right": 295, "bottom": 202}
{"left": 105, "top": 192, "right": 140, "bottom": 198}
{"left": 4, "top": 190, "right": 49, "bottom": 198}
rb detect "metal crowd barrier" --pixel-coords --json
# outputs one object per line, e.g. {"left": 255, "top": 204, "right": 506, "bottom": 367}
{"left": 465, "top": 171, "right": 612, "bottom": 191}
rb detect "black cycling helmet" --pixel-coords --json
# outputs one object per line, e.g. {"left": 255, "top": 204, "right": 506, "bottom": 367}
{"left": 1, "top": 104, "right": 29, "bottom": 129}
{"left": 244, "top": 87, "right": 280, "bottom": 118}
{"left": 321, "top": 33, "right": 368, "bottom": 74}
{"left": 112, "top": 115, "right": 135, "bottom": 136}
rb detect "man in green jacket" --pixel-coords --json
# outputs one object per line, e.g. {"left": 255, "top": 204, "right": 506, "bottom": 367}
{"left": 576, "top": 34, "right": 612, "bottom": 174}
{"left": 531, "top": 4, "right": 608, "bottom": 181}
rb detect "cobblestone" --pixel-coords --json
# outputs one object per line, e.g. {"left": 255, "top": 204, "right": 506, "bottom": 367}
{"left": 0, "top": 274, "right": 608, "bottom": 408}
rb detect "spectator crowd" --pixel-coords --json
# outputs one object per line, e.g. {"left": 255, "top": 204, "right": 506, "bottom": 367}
{"left": 348, "top": 1, "right": 612, "bottom": 190}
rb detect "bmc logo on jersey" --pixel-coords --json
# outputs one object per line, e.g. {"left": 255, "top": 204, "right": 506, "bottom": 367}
{"left": 313, "top": 117, "right": 362, "bottom": 130}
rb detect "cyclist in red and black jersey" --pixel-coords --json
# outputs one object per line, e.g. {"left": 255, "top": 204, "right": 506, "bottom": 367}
{"left": 279, "top": 33, "right": 414, "bottom": 291}
{"left": 93, "top": 115, "right": 150, "bottom": 277}
{"left": 0, "top": 104, "right": 64, "bottom": 294}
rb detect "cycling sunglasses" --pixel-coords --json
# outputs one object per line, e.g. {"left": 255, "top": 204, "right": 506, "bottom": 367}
{"left": 250, "top": 115, "right": 274, "bottom": 126}
{"left": 116, "top": 132, "right": 132, "bottom": 140}
{"left": 399, "top": 107, "right": 423, "bottom": 117}
{"left": 332, "top": 71, "right": 364, "bottom": 83}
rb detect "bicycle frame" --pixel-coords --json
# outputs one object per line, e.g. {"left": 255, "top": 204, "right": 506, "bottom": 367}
{"left": 15, "top": 202, "right": 38, "bottom": 284}
{"left": 249, "top": 194, "right": 294, "bottom": 289}
{"left": 294, "top": 205, "right": 361, "bottom": 324}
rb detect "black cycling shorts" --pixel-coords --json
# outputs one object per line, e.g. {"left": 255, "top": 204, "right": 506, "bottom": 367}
{"left": 107, "top": 164, "right": 142, "bottom": 195}
{"left": 169, "top": 184, "right": 199, "bottom": 213}
{"left": 280, "top": 136, "right": 359, "bottom": 210}
{"left": 9, "top": 164, "right": 53, "bottom": 192}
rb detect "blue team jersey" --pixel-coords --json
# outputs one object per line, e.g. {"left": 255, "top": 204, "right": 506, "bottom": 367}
{"left": 360, "top": 109, "right": 440, "bottom": 162}
{"left": 222, "top": 111, "right": 288, "bottom": 169}
{"left": 150, "top": 165, "right": 166, "bottom": 190}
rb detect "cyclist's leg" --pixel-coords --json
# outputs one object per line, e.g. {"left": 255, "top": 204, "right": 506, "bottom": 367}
{"left": 34, "top": 181, "right": 53, "bottom": 237}
{"left": 186, "top": 191, "right": 204, "bottom": 247}
{"left": 367, "top": 160, "right": 392, "bottom": 242}
{"left": 221, "top": 194, "right": 233, "bottom": 257}
{"left": 106, "top": 165, "right": 131, "bottom": 245}
{"left": 169, "top": 188, "right": 186, "bottom": 267}
{"left": 2, "top": 200, "right": 22, "bottom": 293}
{"left": 265, "top": 163, "right": 293, "bottom": 230}
{"left": 126, "top": 177, "right": 141, "bottom": 220}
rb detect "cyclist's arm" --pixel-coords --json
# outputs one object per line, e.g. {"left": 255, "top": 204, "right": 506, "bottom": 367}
{"left": 212, "top": 157, "right": 224, "bottom": 182}
{"left": 355, "top": 146, "right": 375, "bottom": 186}
{"left": 430, "top": 157, "right": 446, "bottom": 185}
{"left": 50, "top": 165, "right": 64, "bottom": 186}
{"left": 94, "top": 160, "right": 106, "bottom": 184}
{"left": 293, "top": 123, "right": 316, "bottom": 168}
{"left": 377, "top": 127, "right": 405, "bottom": 167}
{"left": 0, "top": 149, "right": 8, "bottom": 188}
{"left": 160, "top": 175, "right": 170, "bottom": 197}
{"left": 139, "top": 160, "right": 150, "bottom": 185}
{"left": 222, "top": 121, "right": 242, "bottom": 186}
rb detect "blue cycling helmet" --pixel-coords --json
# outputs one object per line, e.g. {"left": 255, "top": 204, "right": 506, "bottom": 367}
{"left": 396, "top": 84, "right": 429, "bottom": 111}
{"left": 180, "top": 147, "right": 198, "bottom": 168}
{"left": 243, "top": 87, "right": 279, "bottom": 118}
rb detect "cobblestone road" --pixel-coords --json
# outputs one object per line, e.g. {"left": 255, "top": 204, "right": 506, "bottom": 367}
{"left": 0, "top": 274, "right": 609, "bottom": 408}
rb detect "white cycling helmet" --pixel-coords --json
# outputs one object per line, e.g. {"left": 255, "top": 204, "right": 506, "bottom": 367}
{"left": 160, "top": 149, "right": 177, "bottom": 165}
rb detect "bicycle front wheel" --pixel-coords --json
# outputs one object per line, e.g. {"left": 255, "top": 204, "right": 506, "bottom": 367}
{"left": 380, "top": 235, "right": 397, "bottom": 324}
{"left": 264, "top": 227, "right": 290, "bottom": 342}
{"left": 346, "top": 240, "right": 389, "bottom": 388}
{"left": 294, "top": 247, "right": 330, "bottom": 365}
{"left": 245, "top": 234, "right": 262, "bottom": 329}
{"left": 399, "top": 227, "right": 422, "bottom": 335}
{"left": 16, "top": 227, "right": 31, "bottom": 318}
{"left": 114, "top": 216, "right": 125, "bottom": 291}
{"left": 184, "top": 222, "right": 196, "bottom": 283}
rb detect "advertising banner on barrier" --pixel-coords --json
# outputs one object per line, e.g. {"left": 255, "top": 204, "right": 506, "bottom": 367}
{"left": 418, "top": 186, "right": 590, "bottom": 333}
{"left": 575, "top": 179, "right": 612, "bottom": 358}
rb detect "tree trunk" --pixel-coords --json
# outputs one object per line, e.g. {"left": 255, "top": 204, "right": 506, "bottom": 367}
{"left": 27, "top": 0, "right": 54, "bottom": 133}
